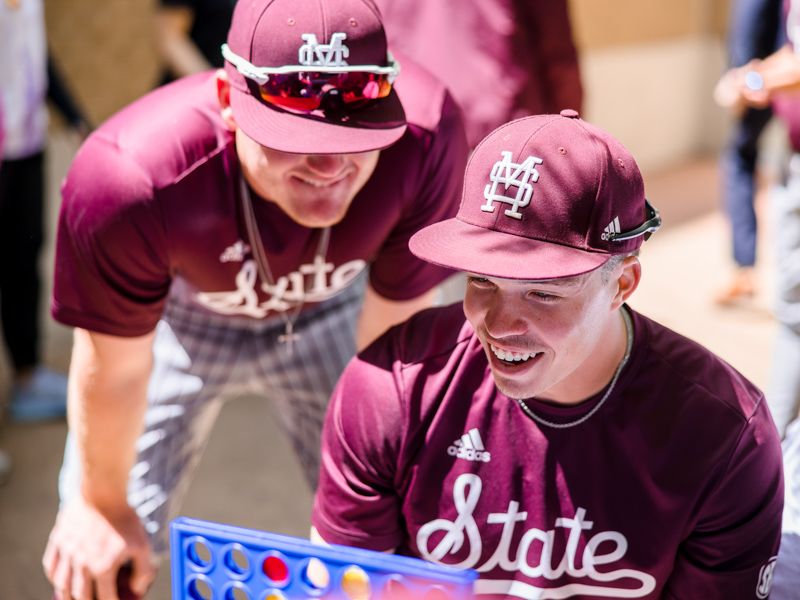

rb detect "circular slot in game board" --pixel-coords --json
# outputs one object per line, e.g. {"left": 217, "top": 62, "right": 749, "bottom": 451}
{"left": 421, "top": 585, "right": 452, "bottom": 600}
{"left": 340, "top": 565, "right": 371, "bottom": 599}
{"left": 301, "top": 557, "right": 330, "bottom": 593}
{"left": 382, "top": 576, "right": 413, "bottom": 600}
{"left": 224, "top": 544, "right": 252, "bottom": 577}
{"left": 188, "top": 575, "right": 214, "bottom": 600}
{"left": 187, "top": 537, "right": 214, "bottom": 570}
{"left": 261, "top": 592, "right": 287, "bottom": 600}
{"left": 262, "top": 553, "right": 290, "bottom": 586}
{"left": 223, "top": 582, "right": 252, "bottom": 600}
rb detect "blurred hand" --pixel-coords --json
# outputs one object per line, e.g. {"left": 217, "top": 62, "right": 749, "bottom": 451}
{"left": 713, "top": 59, "right": 774, "bottom": 115}
{"left": 736, "top": 59, "right": 772, "bottom": 109}
{"left": 42, "top": 496, "right": 155, "bottom": 600}
{"left": 713, "top": 67, "right": 748, "bottom": 117}
{"left": 717, "top": 48, "right": 800, "bottom": 113}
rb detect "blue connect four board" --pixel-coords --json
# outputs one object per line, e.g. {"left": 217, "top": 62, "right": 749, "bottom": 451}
{"left": 170, "top": 517, "right": 477, "bottom": 600}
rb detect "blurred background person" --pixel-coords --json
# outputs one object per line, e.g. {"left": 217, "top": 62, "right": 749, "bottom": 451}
{"left": 0, "top": 91, "right": 11, "bottom": 487}
{"left": 154, "top": 0, "right": 237, "bottom": 83}
{"left": 713, "top": 0, "right": 785, "bottom": 306}
{"left": 724, "top": 9, "right": 800, "bottom": 440}
{"left": 0, "top": 0, "right": 90, "bottom": 424}
{"left": 373, "top": 0, "right": 582, "bottom": 148}
{"left": 723, "top": 0, "right": 800, "bottom": 595}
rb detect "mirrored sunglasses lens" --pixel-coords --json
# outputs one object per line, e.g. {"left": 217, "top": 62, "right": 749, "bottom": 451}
{"left": 256, "top": 72, "right": 393, "bottom": 110}
{"left": 258, "top": 73, "right": 324, "bottom": 110}
{"left": 334, "top": 73, "right": 392, "bottom": 103}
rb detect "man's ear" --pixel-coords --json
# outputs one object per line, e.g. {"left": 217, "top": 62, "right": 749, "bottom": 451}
{"left": 216, "top": 69, "right": 237, "bottom": 132}
{"left": 611, "top": 255, "right": 642, "bottom": 310}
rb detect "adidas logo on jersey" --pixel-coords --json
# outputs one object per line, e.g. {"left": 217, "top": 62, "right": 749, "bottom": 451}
{"left": 219, "top": 240, "right": 251, "bottom": 263}
{"left": 601, "top": 217, "right": 621, "bottom": 240}
{"left": 448, "top": 428, "right": 491, "bottom": 462}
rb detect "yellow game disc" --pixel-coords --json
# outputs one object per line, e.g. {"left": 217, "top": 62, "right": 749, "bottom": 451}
{"left": 341, "top": 565, "right": 371, "bottom": 600}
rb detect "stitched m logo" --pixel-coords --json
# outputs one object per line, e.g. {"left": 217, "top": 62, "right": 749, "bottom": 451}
{"left": 299, "top": 33, "right": 349, "bottom": 68}
{"left": 481, "top": 151, "right": 543, "bottom": 220}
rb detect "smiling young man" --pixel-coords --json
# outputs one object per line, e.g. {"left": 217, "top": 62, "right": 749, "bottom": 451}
{"left": 41, "top": 0, "right": 468, "bottom": 598}
{"left": 312, "top": 112, "right": 784, "bottom": 599}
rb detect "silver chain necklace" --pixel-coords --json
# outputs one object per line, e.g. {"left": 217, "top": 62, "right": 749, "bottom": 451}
{"left": 239, "top": 175, "right": 331, "bottom": 356}
{"left": 516, "top": 307, "right": 633, "bottom": 429}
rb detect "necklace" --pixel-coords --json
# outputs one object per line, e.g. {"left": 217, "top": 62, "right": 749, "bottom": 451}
{"left": 239, "top": 174, "right": 331, "bottom": 356}
{"left": 516, "top": 307, "right": 633, "bottom": 429}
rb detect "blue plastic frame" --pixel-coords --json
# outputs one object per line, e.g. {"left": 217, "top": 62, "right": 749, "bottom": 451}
{"left": 170, "top": 517, "right": 477, "bottom": 600}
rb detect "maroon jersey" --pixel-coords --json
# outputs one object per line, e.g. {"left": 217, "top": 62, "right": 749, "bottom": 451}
{"left": 313, "top": 304, "right": 784, "bottom": 599}
{"left": 52, "top": 63, "right": 467, "bottom": 337}
{"left": 373, "top": 0, "right": 582, "bottom": 147}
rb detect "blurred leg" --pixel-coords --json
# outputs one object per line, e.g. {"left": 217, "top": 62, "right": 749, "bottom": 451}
{"left": 0, "top": 153, "right": 44, "bottom": 372}
{"left": 254, "top": 269, "right": 366, "bottom": 488}
{"left": 768, "top": 156, "right": 800, "bottom": 434}
{"left": 768, "top": 324, "right": 800, "bottom": 437}
{"left": 58, "top": 299, "right": 252, "bottom": 558}
{"left": 716, "top": 107, "right": 773, "bottom": 304}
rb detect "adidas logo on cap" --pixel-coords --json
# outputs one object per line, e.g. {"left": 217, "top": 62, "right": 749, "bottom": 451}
{"left": 601, "top": 216, "right": 621, "bottom": 240}
{"left": 448, "top": 428, "right": 491, "bottom": 462}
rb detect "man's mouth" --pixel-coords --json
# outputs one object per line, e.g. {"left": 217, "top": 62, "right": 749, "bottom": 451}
{"left": 490, "top": 344, "right": 542, "bottom": 364}
{"left": 294, "top": 175, "right": 345, "bottom": 188}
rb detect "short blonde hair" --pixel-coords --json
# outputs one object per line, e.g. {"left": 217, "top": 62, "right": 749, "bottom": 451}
{"left": 599, "top": 252, "right": 639, "bottom": 283}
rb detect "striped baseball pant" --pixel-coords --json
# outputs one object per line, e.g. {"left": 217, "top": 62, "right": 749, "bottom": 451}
{"left": 59, "top": 273, "right": 366, "bottom": 555}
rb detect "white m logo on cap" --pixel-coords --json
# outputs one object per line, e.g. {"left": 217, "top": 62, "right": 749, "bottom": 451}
{"left": 482, "top": 151, "right": 543, "bottom": 220}
{"left": 299, "top": 32, "right": 349, "bottom": 67}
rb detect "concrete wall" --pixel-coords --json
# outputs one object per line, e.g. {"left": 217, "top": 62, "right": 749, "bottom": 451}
{"left": 44, "top": 0, "right": 161, "bottom": 127}
{"left": 570, "top": 0, "right": 731, "bottom": 175}
{"left": 43, "top": 0, "right": 734, "bottom": 175}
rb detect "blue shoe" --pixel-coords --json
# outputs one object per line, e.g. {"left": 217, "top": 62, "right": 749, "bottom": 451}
{"left": 8, "top": 366, "right": 68, "bottom": 422}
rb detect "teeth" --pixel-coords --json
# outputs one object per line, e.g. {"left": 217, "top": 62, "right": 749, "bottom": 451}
{"left": 490, "top": 344, "right": 536, "bottom": 362}
{"left": 298, "top": 178, "right": 335, "bottom": 188}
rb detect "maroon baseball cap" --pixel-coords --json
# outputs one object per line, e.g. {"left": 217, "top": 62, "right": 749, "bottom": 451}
{"left": 224, "top": 0, "right": 407, "bottom": 154}
{"left": 410, "top": 110, "right": 660, "bottom": 280}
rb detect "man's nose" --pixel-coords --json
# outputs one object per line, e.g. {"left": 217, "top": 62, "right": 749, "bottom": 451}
{"left": 305, "top": 154, "right": 346, "bottom": 176}
{"left": 483, "top": 296, "right": 529, "bottom": 339}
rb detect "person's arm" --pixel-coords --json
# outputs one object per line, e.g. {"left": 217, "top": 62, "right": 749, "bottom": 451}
{"left": 43, "top": 328, "right": 157, "bottom": 600}
{"left": 355, "top": 284, "right": 437, "bottom": 351}
{"left": 154, "top": 5, "right": 212, "bottom": 79}
{"left": 513, "top": 0, "right": 583, "bottom": 115}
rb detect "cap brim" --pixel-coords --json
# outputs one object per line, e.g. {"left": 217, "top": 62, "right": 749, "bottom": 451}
{"left": 229, "top": 84, "right": 407, "bottom": 154}
{"left": 409, "top": 218, "right": 612, "bottom": 280}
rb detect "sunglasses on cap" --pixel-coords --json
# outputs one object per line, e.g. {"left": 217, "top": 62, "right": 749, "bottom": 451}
{"left": 607, "top": 199, "right": 662, "bottom": 242}
{"left": 221, "top": 43, "right": 400, "bottom": 112}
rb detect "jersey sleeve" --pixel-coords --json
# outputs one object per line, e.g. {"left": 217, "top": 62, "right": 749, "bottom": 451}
{"left": 513, "top": 0, "right": 583, "bottom": 115}
{"left": 312, "top": 335, "right": 408, "bottom": 551}
{"left": 51, "top": 133, "right": 172, "bottom": 337}
{"left": 663, "top": 397, "right": 784, "bottom": 599}
{"left": 367, "top": 92, "right": 469, "bottom": 301}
